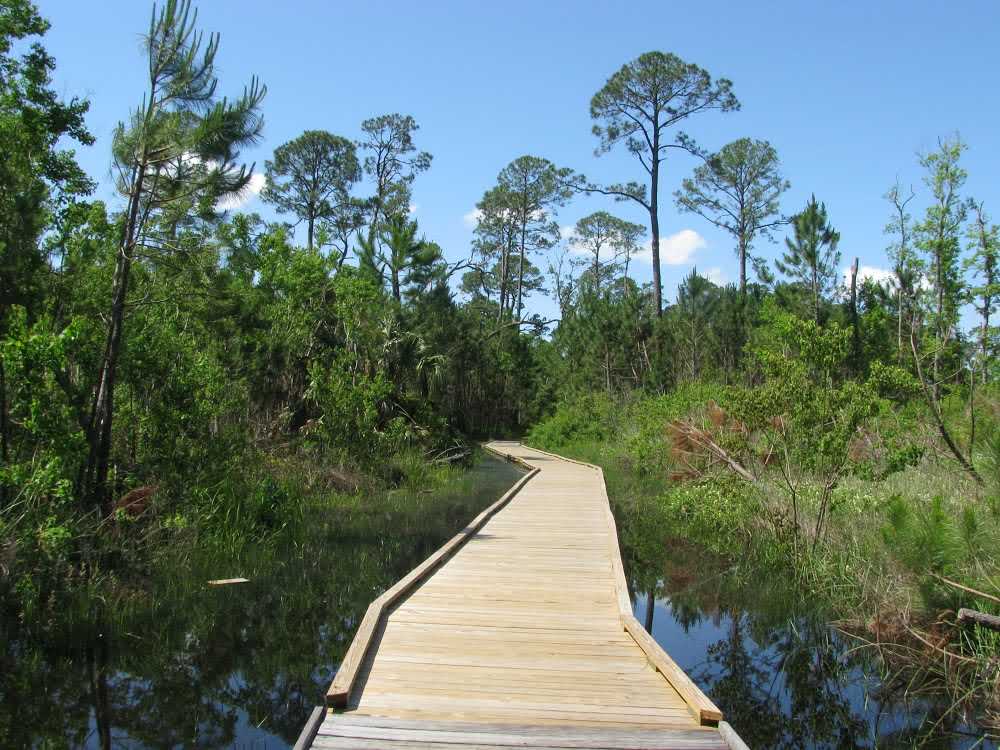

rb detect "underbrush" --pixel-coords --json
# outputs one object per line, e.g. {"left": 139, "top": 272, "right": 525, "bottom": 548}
{"left": 527, "top": 390, "right": 1000, "bottom": 732}
{"left": 0, "top": 436, "right": 464, "bottom": 635}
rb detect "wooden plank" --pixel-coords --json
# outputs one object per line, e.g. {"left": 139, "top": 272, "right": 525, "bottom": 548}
{"left": 719, "top": 722, "right": 750, "bottom": 750}
{"left": 513, "top": 442, "right": 724, "bottom": 728}
{"left": 302, "top": 442, "right": 735, "bottom": 746}
{"left": 317, "top": 716, "right": 727, "bottom": 749}
{"left": 314, "top": 738, "right": 724, "bottom": 750}
{"left": 294, "top": 706, "right": 326, "bottom": 750}
{"left": 320, "top": 714, "right": 721, "bottom": 736}
{"left": 622, "top": 616, "right": 723, "bottom": 726}
{"left": 325, "top": 465, "right": 539, "bottom": 707}
{"left": 351, "top": 704, "right": 697, "bottom": 729}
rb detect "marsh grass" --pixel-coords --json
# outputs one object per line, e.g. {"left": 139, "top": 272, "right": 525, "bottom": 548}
{"left": 527, "top": 394, "right": 1000, "bottom": 737}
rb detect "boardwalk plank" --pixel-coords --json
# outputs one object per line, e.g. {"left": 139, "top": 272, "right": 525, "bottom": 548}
{"left": 306, "top": 442, "right": 734, "bottom": 748}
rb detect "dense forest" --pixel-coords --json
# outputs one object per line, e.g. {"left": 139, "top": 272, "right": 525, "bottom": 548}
{"left": 1, "top": 0, "right": 998, "bottom": 741}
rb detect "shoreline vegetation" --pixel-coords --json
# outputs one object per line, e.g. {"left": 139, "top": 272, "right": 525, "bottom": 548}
{"left": 2, "top": 0, "right": 999, "bottom": 746}
{"left": 1, "top": 446, "right": 523, "bottom": 747}
{"left": 526, "top": 384, "right": 1000, "bottom": 737}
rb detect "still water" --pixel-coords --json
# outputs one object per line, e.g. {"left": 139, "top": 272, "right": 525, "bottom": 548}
{"left": 619, "top": 530, "right": 996, "bottom": 748}
{"left": 0, "top": 455, "right": 525, "bottom": 748}
{"left": 1, "top": 453, "right": 995, "bottom": 748}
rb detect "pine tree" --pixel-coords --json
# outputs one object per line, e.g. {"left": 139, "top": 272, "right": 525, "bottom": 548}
{"left": 915, "top": 137, "right": 967, "bottom": 399}
{"left": 776, "top": 195, "right": 841, "bottom": 324}
{"left": 85, "top": 0, "right": 265, "bottom": 514}
{"left": 966, "top": 201, "right": 1000, "bottom": 382}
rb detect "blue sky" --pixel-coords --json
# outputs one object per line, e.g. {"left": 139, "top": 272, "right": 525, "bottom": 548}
{"left": 37, "top": 0, "right": 1000, "bottom": 324}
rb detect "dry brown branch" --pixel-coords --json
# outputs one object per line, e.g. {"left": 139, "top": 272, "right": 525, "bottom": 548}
{"left": 931, "top": 573, "right": 1000, "bottom": 605}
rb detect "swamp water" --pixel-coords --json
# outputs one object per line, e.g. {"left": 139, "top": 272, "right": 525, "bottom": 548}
{"left": 1, "top": 453, "right": 994, "bottom": 748}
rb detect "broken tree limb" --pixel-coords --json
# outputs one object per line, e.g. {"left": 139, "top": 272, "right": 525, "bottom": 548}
{"left": 957, "top": 608, "right": 1000, "bottom": 632}
{"left": 909, "top": 327, "right": 983, "bottom": 484}
{"left": 931, "top": 573, "right": 1000, "bottom": 605}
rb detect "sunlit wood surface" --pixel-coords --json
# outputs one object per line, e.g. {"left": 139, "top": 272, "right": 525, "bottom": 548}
{"left": 307, "top": 442, "right": 729, "bottom": 749}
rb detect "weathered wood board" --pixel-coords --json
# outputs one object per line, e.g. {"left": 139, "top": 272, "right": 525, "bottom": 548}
{"left": 302, "top": 442, "right": 740, "bottom": 749}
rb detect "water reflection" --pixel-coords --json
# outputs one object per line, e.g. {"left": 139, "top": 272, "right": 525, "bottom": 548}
{"left": 623, "top": 535, "right": 995, "bottom": 749}
{"left": 0, "top": 454, "right": 525, "bottom": 748}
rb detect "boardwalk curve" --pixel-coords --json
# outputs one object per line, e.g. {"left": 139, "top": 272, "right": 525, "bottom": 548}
{"left": 299, "top": 442, "right": 743, "bottom": 749}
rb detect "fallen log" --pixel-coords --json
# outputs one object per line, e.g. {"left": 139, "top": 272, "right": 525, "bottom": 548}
{"left": 957, "top": 607, "right": 1000, "bottom": 632}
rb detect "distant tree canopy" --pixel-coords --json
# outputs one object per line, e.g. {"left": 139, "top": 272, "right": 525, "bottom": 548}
{"left": 262, "top": 130, "right": 360, "bottom": 252}
{"left": 587, "top": 51, "right": 739, "bottom": 316}
{"left": 675, "top": 138, "right": 789, "bottom": 296}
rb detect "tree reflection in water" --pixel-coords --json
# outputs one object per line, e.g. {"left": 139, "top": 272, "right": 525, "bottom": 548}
{"left": 0, "top": 455, "right": 524, "bottom": 748}
{"left": 621, "top": 522, "right": 994, "bottom": 749}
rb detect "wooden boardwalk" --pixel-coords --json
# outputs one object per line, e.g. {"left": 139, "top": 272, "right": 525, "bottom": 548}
{"left": 297, "top": 443, "right": 744, "bottom": 750}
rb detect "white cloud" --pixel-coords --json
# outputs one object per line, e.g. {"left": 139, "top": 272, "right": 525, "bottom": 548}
{"left": 634, "top": 229, "right": 706, "bottom": 265}
{"left": 408, "top": 203, "right": 418, "bottom": 215}
{"left": 462, "top": 208, "right": 482, "bottom": 228}
{"left": 216, "top": 172, "right": 265, "bottom": 212}
{"left": 842, "top": 264, "right": 895, "bottom": 288}
{"left": 561, "top": 225, "right": 589, "bottom": 255}
{"left": 704, "top": 266, "right": 726, "bottom": 285}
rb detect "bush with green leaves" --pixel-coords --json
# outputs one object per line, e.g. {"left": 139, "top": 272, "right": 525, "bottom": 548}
{"left": 525, "top": 392, "right": 617, "bottom": 450}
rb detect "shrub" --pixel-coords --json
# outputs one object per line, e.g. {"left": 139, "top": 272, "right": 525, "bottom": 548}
{"left": 526, "top": 392, "right": 617, "bottom": 449}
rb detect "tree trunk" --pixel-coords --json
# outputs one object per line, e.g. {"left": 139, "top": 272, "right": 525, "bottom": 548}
{"left": 812, "top": 270, "right": 821, "bottom": 325}
{"left": 307, "top": 216, "right": 315, "bottom": 252}
{"left": 650, "top": 143, "right": 662, "bottom": 317}
{"left": 497, "top": 243, "right": 507, "bottom": 323}
{"left": 934, "top": 237, "right": 944, "bottom": 401}
{"left": 516, "top": 246, "right": 525, "bottom": 320}
{"left": 85, "top": 156, "right": 147, "bottom": 516}
{"left": 516, "top": 220, "right": 527, "bottom": 320}
{"left": 981, "top": 313, "right": 989, "bottom": 384}
{"left": 896, "top": 285, "right": 903, "bottom": 364}
{"left": 605, "top": 345, "right": 611, "bottom": 395}
{"left": 738, "top": 235, "right": 747, "bottom": 298}
{"left": 85, "top": 251, "right": 132, "bottom": 517}
{"left": 0, "top": 356, "right": 8, "bottom": 506}
{"left": 849, "top": 258, "right": 860, "bottom": 373}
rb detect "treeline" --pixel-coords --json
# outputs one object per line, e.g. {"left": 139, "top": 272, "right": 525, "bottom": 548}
{"left": 2, "top": 0, "right": 999, "bottom": 615}
{"left": 1, "top": 0, "right": 545, "bottom": 542}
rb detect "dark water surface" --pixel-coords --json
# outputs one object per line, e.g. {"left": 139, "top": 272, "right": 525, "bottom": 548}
{"left": 0, "top": 454, "right": 525, "bottom": 748}
{"left": 3, "top": 453, "right": 995, "bottom": 748}
{"left": 618, "top": 526, "right": 996, "bottom": 749}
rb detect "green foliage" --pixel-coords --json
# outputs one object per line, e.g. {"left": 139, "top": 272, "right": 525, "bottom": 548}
{"left": 262, "top": 130, "right": 360, "bottom": 251}
{"left": 882, "top": 495, "right": 967, "bottom": 577}
{"left": 775, "top": 195, "right": 841, "bottom": 323}
{"left": 675, "top": 137, "right": 789, "bottom": 293}
{"left": 526, "top": 392, "right": 616, "bottom": 449}
{"left": 4, "top": 9, "right": 1000, "bottom": 730}
{"left": 0, "top": 306, "right": 83, "bottom": 503}
{"left": 658, "top": 477, "right": 764, "bottom": 556}
{"left": 307, "top": 358, "right": 395, "bottom": 465}
{"left": 625, "top": 382, "right": 727, "bottom": 474}
{"left": 0, "top": 0, "right": 93, "bottom": 312}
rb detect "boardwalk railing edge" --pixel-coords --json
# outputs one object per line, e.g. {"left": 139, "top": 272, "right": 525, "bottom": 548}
{"left": 292, "top": 706, "right": 325, "bottom": 750}
{"left": 324, "top": 462, "right": 541, "bottom": 709}
{"left": 518, "top": 443, "right": 726, "bottom": 729}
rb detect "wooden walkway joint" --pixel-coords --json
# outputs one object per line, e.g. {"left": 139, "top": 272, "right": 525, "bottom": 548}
{"left": 299, "top": 442, "right": 746, "bottom": 749}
